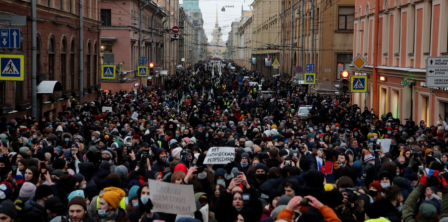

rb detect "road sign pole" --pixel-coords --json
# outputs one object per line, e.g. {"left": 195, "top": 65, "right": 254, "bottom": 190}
{"left": 31, "top": 0, "right": 37, "bottom": 117}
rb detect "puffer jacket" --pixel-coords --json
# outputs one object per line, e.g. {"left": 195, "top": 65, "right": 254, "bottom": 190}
{"left": 23, "top": 196, "right": 46, "bottom": 215}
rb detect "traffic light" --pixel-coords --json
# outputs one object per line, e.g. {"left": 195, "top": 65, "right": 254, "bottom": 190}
{"left": 149, "top": 63, "right": 155, "bottom": 75}
{"left": 335, "top": 70, "right": 350, "bottom": 95}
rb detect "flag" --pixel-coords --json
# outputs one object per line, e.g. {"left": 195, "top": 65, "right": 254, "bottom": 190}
{"left": 425, "top": 168, "right": 440, "bottom": 176}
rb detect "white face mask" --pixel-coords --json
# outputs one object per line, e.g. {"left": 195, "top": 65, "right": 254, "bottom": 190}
{"left": 80, "top": 184, "right": 86, "bottom": 189}
{"left": 182, "top": 142, "right": 186, "bottom": 146}
{"left": 140, "top": 195, "right": 150, "bottom": 205}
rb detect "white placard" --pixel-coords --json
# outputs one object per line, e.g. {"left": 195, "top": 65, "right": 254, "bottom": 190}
{"left": 203, "top": 147, "right": 235, "bottom": 164}
{"left": 131, "top": 112, "right": 139, "bottom": 119}
{"left": 102, "top": 107, "right": 112, "bottom": 112}
{"left": 148, "top": 179, "right": 196, "bottom": 215}
{"left": 376, "top": 139, "right": 392, "bottom": 153}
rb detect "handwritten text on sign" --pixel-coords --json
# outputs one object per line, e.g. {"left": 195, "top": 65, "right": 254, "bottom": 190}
{"left": 203, "top": 147, "right": 235, "bottom": 164}
{"left": 148, "top": 179, "right": 196, "bottom": 215}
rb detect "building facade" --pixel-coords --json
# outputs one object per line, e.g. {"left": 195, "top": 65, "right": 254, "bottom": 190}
{"left": 0, "top": 0, "right": 101, "bottom": 118}
{"left": 279, "top": 0, "right": 353, "bottom": 91}
{"left": 157, "top": 0, "right": 179, "bottom": 75}
{"left": 182, "top": 0, "right": 208, "bottom": 60}
{"left": 179, "top": 7, "right": 196, "bottom": 67}
{"left": 251, "top": 0, "right": 281, "bottom": 76}
{"left": 353, "top": 0, "right": 448, "bottom": 124}
{"left": 236, "top": 17, "right": 253, "bottom": 69}
{"left": 100, "top": 0, "right": 166, "bottom": 90}
{"left": 227, "top": 21, "right": 240, "bottom": 60}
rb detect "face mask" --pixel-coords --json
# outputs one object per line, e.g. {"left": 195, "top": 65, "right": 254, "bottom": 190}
{"left": 194, "top": 114, "right": 197, "bottom": 117}
{"left": 396, "top": 172, "right": 400, "bottom": 176}
{"left": 369, "top": 149, "right": 374, "bottom": 153}
{"left": 338, "top": 163, "right": 344, "bottom": 167}
{"left": 336, "top": 127, "right": 340, "bottom": 130}
{"left": 369, "top": 190, "right": 377, "bottom": 197}
{"left": 160, "top": 156, "right": 168, "bottom": 163}
{"left": 40, "top": 145, "right": 43, "bottom": 149}
{"left": 141, "top": 195, "right": 150, "bottom": 205}
{"left": 241, "top": 162, "right": 248, "bottom": 167}
{"left": 33, "top": 135, "right": 37, "bottom": 139}
{"left": 370, "top": 138, "right": 375, "bottom": 142}
{"left": 354, "top": 133, "right": 358, "bottom": 137}
{"left": 399, "top": 128, "right": 403, "bottom": 131}
{"left": 128, "top": 133, "right": 131, "bottom": 136}
{"left": 211, "top": 125, "right": 215, "bottom": 128}
{"left": 371, "top": 128, "right": 375, "bottom": 131}
{"left": 381, "top": 182, "right": 390, "bottom": 189}
{"left": 198, "top": 172, "right": 207, "bottom": 180}
{"left": 80, "top": 184, "right": 86, "bottom": 189}
{"left": 187, "top": 156, "right": 193, "bottom": 161}
{"left": 205, "top": 135, "right": 209, "bottom": 138}
{"left": 98, "top": 209, "right": 108, "bottom": 217}
{"left": 293, "top": 122, "right": 297, "bottom": 125}
{"left": 374, "top": 136, "right": 378, "bottom": 139}
{"left": 387, "top": 131, "right": 391, "bottom": 135}
{"left": 396, "top": 205, "right": 403, "bottom": 211}
{"left": 133, "top": 202, "right": 139, "bottom": 207}
{"left": 182, "top": 142, "right": 186, "bottom": 146}
{"left": 256, "top": 174, "right": 267, "bottom": 181}
{"left": 92, "top": 138, "right": 95, "bottom": 141}
{"left": 65, "top": 138, "right": 69, "bottom": 142}
{"left": 76, "top": 117, "right": 80, "bottom": 120}
{"left": 217, "top": 179, "right": 225, "bottom": 185}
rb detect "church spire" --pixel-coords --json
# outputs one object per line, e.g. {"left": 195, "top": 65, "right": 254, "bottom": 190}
{"left": 215, "top": 6, "right": 218, "bottom": 26}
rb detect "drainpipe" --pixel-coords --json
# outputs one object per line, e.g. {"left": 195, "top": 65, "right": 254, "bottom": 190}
{"left": 31, "top": 0, "right": 37, "bottom": 117}
{"left": 372, "top": 0, "right": 380, "bottom": 113}
{"left": 289, "top": 0, "right": 294, "bottom": 76}
{"left": 79, "top": 0, "right": 84, "bottom": 103}
{"left": 139, "top": 0, "right": 150, "bottom": 88}
{"left": 300, "top": 0, "right": 304, "bottom": 78}
{"left": 281, "top": 0, "right": 285, "bottom": 74}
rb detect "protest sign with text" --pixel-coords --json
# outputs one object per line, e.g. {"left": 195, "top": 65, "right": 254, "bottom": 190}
{"left": 148, "top": 179, "right": 196, "bottom": 215}
{"left": 203, "top": 147, "right": 235, "bottom": 164}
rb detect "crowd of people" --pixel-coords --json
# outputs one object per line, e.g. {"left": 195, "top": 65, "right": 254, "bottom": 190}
{"left": 0, "top": 61, "right": 447, "bottom": 222}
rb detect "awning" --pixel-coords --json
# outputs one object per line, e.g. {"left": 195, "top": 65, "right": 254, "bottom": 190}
{"left": 36, "top": 81, "right": 63, "bottom": 94}
{"left": 101, "top": 37, "right": 117, "bottom": 42}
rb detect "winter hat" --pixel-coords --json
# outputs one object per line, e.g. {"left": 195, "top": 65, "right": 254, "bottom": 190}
{"left": 170, "top": 139, "right": 178, "bottom": 145}
{"left": 189, "top": 137, "right": 197, "bottom": 144}
{"left": 35, "top": 185, "right": 53, "bottom": 200}
{"left": 276, "top": 195, "right": 291, "bottom": 207}
{"left": 321, "top": 184, "right": 343, "bottom": 208}
{"left": 52, "top": 158, "right": 66, "bottom": 170}
{"left": 68, "top": 190, "right": 85, "bottom": 202}
{"left": 364, "top": 153, "right": 375, "bottom": 162}
{"left": 254, "top": 163, "right": 269, "bottom": 174}
{"left": 351, "top": 161, "right": 364, "bottom": 177}
{"left": 105, "top": 173, "right": 122, "bottom": 188}
{"left": 245, "top": 141, "right": 254, "bottom": 148}
{"left": 51, "top": 169, "right": 64, "bottom": 177}
{"left": 132, "top": 134, "right": 140, "bottom": 140}
{"left": 174, "top": 163, "right": 188, "bottom": 174}
{"left": 434, "top": 150, "right": 441, "bottom": 159}
{"left": 68, "top": 196, "right": 87, "bottom": 210}
{"left": 45, "top": 196, "right": 64, "bottom": 214}
{"left": 19, "top": 182, "right": 36, "bottom": 199}
{"left": 303, "top": 170, "right": 324, "bottom": 188}
{"left": 419, "top": 202, "right": 438, "bottom": 219}
{"left": 102, "top": 149, "right": 113, "bottom": 158}
{"left": 74, "top": 174, "right": 85, "bottom": 185}
{"left": 369, "top": 181, "right": 383, "bottom": 193}
{"left": 172, "top": 147, "right": 183, "bottom": 159}
{"left": 19, "top": 147, "right": 29, "bottom": 153}
{"left": 128, "top": 185, "right": 140, "bottom": 202}
{"left": 271, "top": 205, "right": 287, "bottom": 219}
{"left": 115, "top": 165, "right": 128, "bottom": 181}
{"left": 241, "top": 152, "right": 250, "bottom": 159}
{"left": 92, "top": 131, "right": 101, "bottom": 138}
{"left": 0, "top": 200, "right": 17, "bottom": 219}
{"left": 0, "top": 182, "right": 13, "bottom": 200}
{"left": 100, "top": 187, "right": 126, "bottom": 209}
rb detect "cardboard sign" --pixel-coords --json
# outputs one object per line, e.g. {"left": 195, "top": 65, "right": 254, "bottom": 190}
{"left": 131, "top": 112, "right": 139, "bottom": 119}
{"left": 148, "top": 180, "right": 196, "bottom": 215}
{"left": 203, "top": 147, "right": 235, "bottom": 164}
{"left": 102, "top": 107, "right": 113, "bottom": 112}
{"left": 376, "top": 139, "right": 392, "bottom": 153}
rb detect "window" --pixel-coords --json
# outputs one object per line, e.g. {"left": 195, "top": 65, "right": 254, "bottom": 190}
{"left": 338, "top": 6, "right": 355, "bottom": 30}
{"left": 101, "top": 9, "right": 111, "bottom": 26}
{"left": 60, "top": 0, "right": 63, "bottom": 10}
{"left": 86, "top": 43, "right": 91, "bottom": 88}
{"left": 69, "top": 0, "right": 72, "bottom": 13}
{"left": 336, "top": 54, "right": 352, "bottom": 79}
{"left": 61, "top": 38, "right": 67, "bottom": 91}
{"left": 70, "top": 40, "right": 75, "bottom": 91}
{"left": 48, "top": 37, "right": 55, "bottom": 80}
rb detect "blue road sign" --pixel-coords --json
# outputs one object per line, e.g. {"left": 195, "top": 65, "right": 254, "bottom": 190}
{"left": 0, "top": 28, "right": 21, "bottom": 49}
{"left": 304, "top": 73, "right": 316, "bottom": 84}
{"left": 101, "top": 65, "right": 116, "bottom": 79}
{"left": 351, "top": 76, "right": 367, "bottom": 92}
{"left": 0, "top": 54, "right": 24, "bottom": 81}
{"left": 296, "top": 66, "right": 302, "bottom": 73}
{"left": 306, "top": 64, "right": 314, "bottom": 72}
{"left": 139, "top": 57, "right": 147, "bottom": 65}
{"left": 138, "top": 66, "right": 148, "bottom": 77}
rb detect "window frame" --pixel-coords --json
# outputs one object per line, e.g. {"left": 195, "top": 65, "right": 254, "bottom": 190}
{"left": 338, "top": 6, "right": 355, "bottom": 31}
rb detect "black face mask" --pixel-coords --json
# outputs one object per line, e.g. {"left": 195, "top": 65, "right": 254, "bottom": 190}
{"left": 369, "top": 190, "right": 378, "bottom": 197}
{"left": 256, "top": 174, "right": 267, "bottom": 181}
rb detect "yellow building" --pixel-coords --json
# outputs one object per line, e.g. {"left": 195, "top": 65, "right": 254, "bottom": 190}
{"left": 207, "top": 8, "right": 226, "bottom": 58}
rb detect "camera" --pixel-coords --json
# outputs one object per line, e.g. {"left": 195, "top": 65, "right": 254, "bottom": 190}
{"left": 341, "top": 188, "right": 358, "bottom": 208}
{"left": 65, "top": 156, "right": 74, "bottom": 165}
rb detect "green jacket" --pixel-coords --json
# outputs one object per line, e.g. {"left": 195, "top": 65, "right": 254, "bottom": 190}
{"left": 403, "top": 185, "right": 448, "bottom": 222}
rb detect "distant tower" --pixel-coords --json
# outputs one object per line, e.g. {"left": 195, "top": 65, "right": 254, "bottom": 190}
{"left": 215, "top": 6, "right": 219, "bottom": 27}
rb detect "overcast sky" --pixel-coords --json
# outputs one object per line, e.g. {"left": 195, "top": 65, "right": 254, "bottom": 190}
{"left": 179, "top": 0, "right": 253, "bottom": 42}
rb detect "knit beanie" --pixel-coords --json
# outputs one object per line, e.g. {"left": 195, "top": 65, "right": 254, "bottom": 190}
{"left": 100, "top": 187, "right": 126, "bottom": 209}
{"left": 0, "top": 182, "right": 13, "bottom": 200}
{"left": 369, "top": 181, "right": 383, "bottom": 193}
{"left": 128, "top": 185, "right": 140, "bottom": 202}
{"left": 68, "top": 190, "right": 85, "bottom": 202}
{"left": 419, "top": 202, "right": 438, "bottom": 219}
{"left": 35, "top": 185, "right": 53, "bottom": 200}
{"left": 105, "top": 173, "right": 122, "bottom": 188}
{"left": 0, "top": 200, "right": 17, "bottom": 219}
{"left": 19, "top": 182, "right": 36, "bottom": 199}
{"left": 68, "top": 196, "right": 87, "bottom": 210}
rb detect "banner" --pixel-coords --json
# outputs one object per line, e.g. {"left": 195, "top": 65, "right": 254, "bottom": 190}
{"left": 203, "top": 147, "right": 235, "bottom": 164}
{"left": 102, "top": 107, "right": 112, "bottom": 112}
{"left": 148, "top": 180, "right": 196, "bottom": 215}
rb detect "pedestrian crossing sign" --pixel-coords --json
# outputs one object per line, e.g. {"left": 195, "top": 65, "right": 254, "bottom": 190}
{"left": 272, "top": 59, "right": 280, "bottom": 67}
{"left": 0, "top": 54, "right": 24, "bottom": 81}
{"left": 304, "top": 73, "right": 315, "bottom": 84}
{"left": 101, "top": 65, "right": 116, "bottom": 79}
{"left": 138, "top": 66, "right": 148, "bottom": 77}
{"left": 351, "top": 76, "right": 367, "bottom": 92}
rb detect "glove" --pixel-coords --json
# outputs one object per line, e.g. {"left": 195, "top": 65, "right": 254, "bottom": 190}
{"left": 419, "top": 175, "right": 428, "bottom": 187}
{"left": 144, "top": 198, "right": 153, "bottom": 214}
{"left": 438, "top": 175, "right": 448, "bottom": 193}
